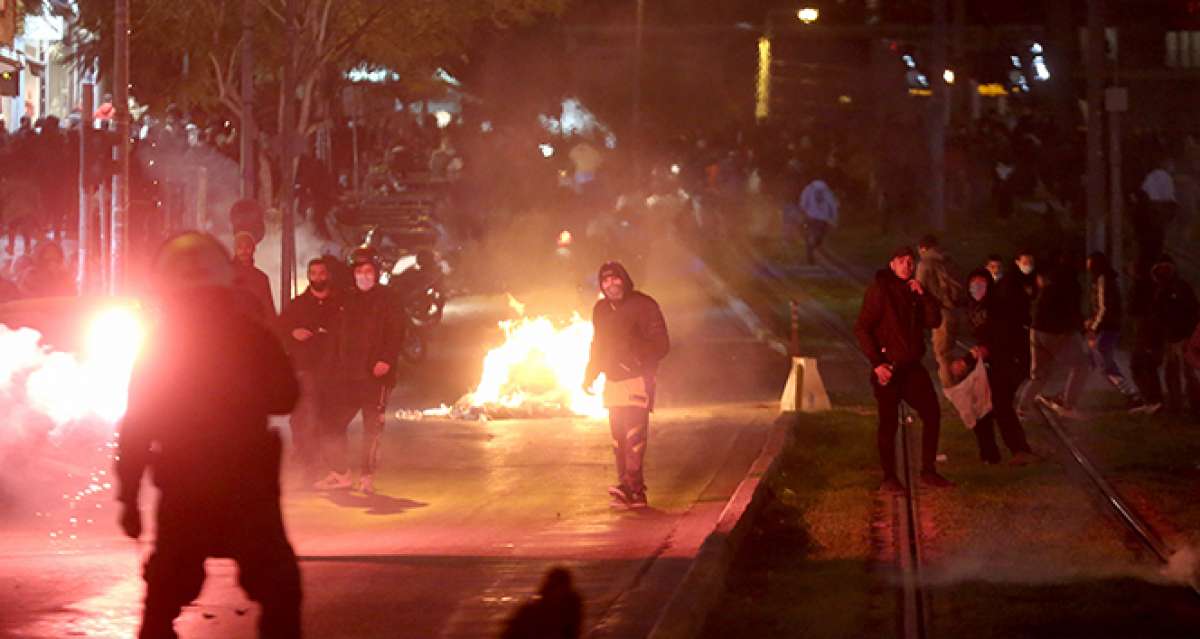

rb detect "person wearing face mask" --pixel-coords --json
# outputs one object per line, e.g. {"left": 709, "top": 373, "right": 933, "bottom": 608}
{"left": 963, "top": 269, "right": 1037, "bottom": 465}
{"left": 583, "top": 261, "right": 670, "bottom": 509}
{"left": 1017, "top": 251, "right": 1088, "bottom": 420}
{"left": 1083, "top": 252, "right": 1147, "bottom": 412}
{"left": 995, "top": 250, "right": 1038, "bottom": 377}
{"left": 279, "top": 258, "right": 344, "bottom": 485}
{"left": 314, "top": 246, "right": 404, "bottom": 494}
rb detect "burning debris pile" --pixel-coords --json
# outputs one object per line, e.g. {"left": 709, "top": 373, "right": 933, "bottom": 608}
{"left": 400, "top": 296, "right": 607, "bottom": 421}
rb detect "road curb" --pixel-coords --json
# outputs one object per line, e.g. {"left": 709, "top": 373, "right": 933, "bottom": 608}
{"left": 645, "top": 413, "right": 796, "bottom": 639}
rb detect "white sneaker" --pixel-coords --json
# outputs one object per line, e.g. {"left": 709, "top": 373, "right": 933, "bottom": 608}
{"left": 357, "top": 474, "right": 376, "bottom": 495}
{"left": 313, "top": 471, "right": 352, "bottom": 491}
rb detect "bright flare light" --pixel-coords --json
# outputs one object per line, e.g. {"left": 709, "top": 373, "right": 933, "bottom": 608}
{"left": 464, "top": 303, "right": 605, "bottom": 419}
{"left": 943, "top": 69, "right": 956, "bottom": 84}
{"left": 797, "top": 7, "right": 819, "bottom": 24}
{"left": 4, "top": 306, "right": 144, "bottom": 432}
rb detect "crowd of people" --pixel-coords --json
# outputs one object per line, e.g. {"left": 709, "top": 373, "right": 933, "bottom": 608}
{"left": 859, "top": 225, "right": 1200, "bottom": 490}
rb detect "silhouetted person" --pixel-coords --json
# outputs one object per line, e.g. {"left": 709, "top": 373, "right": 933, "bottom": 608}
{"left": 500, "top": 567, "right": 583, "bottom": 639}
{"left": 116, "top": 232, "right": 301, "bottom": 639}
{"left": 233, "top": 231, "right": 277, "bottom": 319}
{"left": 583, "top": 261, "right": 670, "bottom": 509}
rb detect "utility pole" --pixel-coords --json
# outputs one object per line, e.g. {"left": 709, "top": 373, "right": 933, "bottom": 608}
{"left": 1085, "top": 0, "right": 1107, "bottom": 254}
{"left": 279, "top": 0, "right": 298, "bottom": 312}
{"left": 929, "top": 0, "right": 948, "bottom": 231}
{"left": 631, "top": 0, "right": 645, "bottom": 187}
{"left": 111, "top": 0, "right": 130, "bottom": 294}
{"left": 240, "top": 0, "right": 256, "bottom": 200}
{"left": 78, "top": 81, "right": 94, "bottom": 294}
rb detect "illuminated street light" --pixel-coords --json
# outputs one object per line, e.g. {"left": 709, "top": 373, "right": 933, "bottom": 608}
{"left": 943, "top": 69, "right": 956, "bottom": 84}
{"left": 797, "top": 7, "right": 819, "bottom": 24}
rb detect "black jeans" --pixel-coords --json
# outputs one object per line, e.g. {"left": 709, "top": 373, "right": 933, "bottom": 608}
{"left": 804, "top": 217, "right": 830, "bottom": 264}
{"left": 872, "top": 363, "right": 941, "bottom": 477}
{"left": 610, "top": 406, "right": 650, "bottom": 493}
{"left": 974, "top": 361, "right": 1032, "bottom": 462}
{"left": 323, "top": 381, "right": 391, "bottom": 476}
{"left": 141, "top": 498, "right": 301, "bottom": 639}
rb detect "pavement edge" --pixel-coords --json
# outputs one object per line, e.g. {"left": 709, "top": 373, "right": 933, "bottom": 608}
{"left": 645, "top": 413, "right": 796, "bottom": 639}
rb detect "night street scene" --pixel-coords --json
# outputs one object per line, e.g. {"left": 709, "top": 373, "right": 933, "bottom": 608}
{"left": 5, "top": 0, "right": 1200, "bottom": 638}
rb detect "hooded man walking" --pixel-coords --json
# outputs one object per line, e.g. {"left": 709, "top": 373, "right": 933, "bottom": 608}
{"left": 855, "top": 246, "right": 954, "bottom": 491}
{"left": 583, "top": 261, "right": 670, "bottom": 509}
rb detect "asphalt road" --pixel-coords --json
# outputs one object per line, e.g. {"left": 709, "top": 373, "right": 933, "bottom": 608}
{"left": 0, "top": 238, "right": 788, "bottom": 638}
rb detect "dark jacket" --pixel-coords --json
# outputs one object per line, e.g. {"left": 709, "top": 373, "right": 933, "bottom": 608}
{"left": 584, "top": 263, "right": 670, "bottom": 385}
{"left": 117, "top": 288, "right": 298, "bottom": 509}
{"left": 1032, "top": 263, "right": 1083, "bottom": 334}
{"left": 1086, "top": 269, "right": 1123, "bottom": 333}
{"left": 333, "top": 284, "right": 404, "bottom": 385}
{"left": 855, "top": 268, "right": 943, "bottom": 368}
{"left": 233, "top": 261, "right": 276, "bottom": 319}
{"left": 966, "top": 268, "right": 1025, "bottom": 372}
{"left": 1150, "top": 267, "right": 1200, "bottom": 342}
{"left": 995, "top": 269, "right": 1038, "bottom": 328}
{"left": 279, "top": 287, "right": 342, "bottom": 373}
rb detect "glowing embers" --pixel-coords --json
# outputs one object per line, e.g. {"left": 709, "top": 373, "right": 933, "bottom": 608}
{"left": 460, "top": 297, "right": 606, "bottom": 420}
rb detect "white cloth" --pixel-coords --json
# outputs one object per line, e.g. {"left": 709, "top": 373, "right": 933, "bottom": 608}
{"left": 1141, "top": 168, "right": 1176, "bottom": 203}
{"left": 942, "top": 360, "right": 993, "bottom": 429}
{"left": 800, "top": 179, "right": 839, "bottom": 226}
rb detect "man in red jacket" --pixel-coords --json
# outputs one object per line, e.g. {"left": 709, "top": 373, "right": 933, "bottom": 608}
{"left": 854, "top": 246, "right": 953, "bottom": 492}
{"left": 583, "top": 261, "right": 670, "bottom": 509}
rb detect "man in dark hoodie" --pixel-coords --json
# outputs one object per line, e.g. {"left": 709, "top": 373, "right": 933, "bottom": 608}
{"left": 854, "top": 246, "right": 952, "bottom": 491}
{"left": 1017, "top": 252, "right": 1088, "bottom": 419}
{"left": 279, "top": 258, "right": 343, "bottom": 484}
{"left": 314, "top": 247, "right": 404, "bottom": 495}
{"left": 583, "top": 261, "right": 670, "bottom": 509}
{"left": 116, "top": 232, "right": 301, "bottom": 639}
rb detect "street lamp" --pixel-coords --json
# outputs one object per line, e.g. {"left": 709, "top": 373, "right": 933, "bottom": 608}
{"left": 943, "top": 69, "right": 955, "bottom": 84}
{"left": 797, "top": 7, "right": 819, "bottom": 24}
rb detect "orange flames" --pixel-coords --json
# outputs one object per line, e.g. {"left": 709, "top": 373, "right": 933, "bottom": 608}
{"left": 461, "top": 296, "right": 606, "bottom": 418}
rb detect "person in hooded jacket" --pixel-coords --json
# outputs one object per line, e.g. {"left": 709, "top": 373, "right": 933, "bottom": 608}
{"left": 963, "top": 269, "right": 1037, "bottom": 465}
{"left": 116, "top": 232, "right": 301, "bottom": 639}
{"left": 1083, "top": 252, "right": 1146, "bottom": 411}
{"left": 583, "top": 261, "right": 670, "bottom": 509}
{"left": 313, "top": 247, "right": 404, "bottom": 495}
{"left": 916, "top": 235, "right": 963, "bottom": 388}
{"left": 854, "top": 246, "right": 953, "bottom": 492}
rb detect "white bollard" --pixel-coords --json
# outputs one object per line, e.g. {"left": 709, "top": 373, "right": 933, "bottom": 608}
{"left": 780, "top": 356, "right": 832, "bottom": 413}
